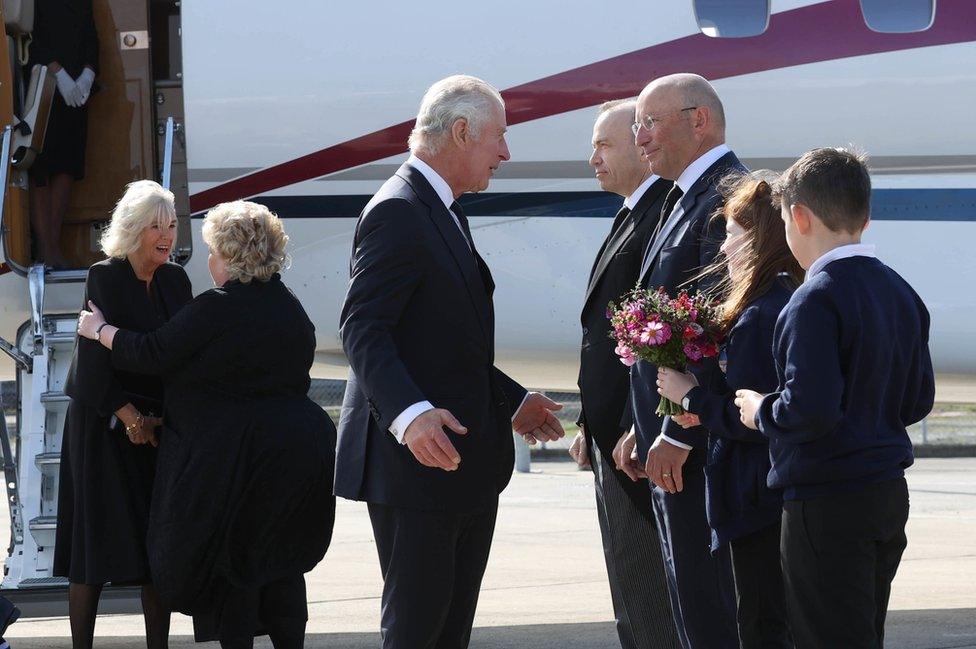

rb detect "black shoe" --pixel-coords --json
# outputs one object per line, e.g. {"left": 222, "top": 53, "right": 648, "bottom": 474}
{"left": 0, "top": 595, "right": 19, "bottom": 634}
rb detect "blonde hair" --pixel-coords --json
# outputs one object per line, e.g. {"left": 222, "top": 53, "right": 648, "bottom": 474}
{"left": 202, "top": 201, "right": 289, "bottom": 283}
{"left": 100, "top": 180, "right": 176, "bottom": 259}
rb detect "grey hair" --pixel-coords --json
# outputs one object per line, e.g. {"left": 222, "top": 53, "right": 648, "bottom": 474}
{"left": 408, "top": 75, "right": 505, "bottom": 155}
{"left": 598, "top": 98, "right": 637, "bottom": 116}
{"left": 649, "top": 73, "right": 726, "bottom": 132}
{"left": 100, "top": 180, "right": 176, "bottom": 259}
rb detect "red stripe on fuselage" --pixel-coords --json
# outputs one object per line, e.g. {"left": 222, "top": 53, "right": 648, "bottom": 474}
{"left": 189, "top": 0, "right": 975, "bottom": 213}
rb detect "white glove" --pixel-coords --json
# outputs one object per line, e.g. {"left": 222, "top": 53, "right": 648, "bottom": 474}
{"left": 54, "top": 68, "right": 83, "bottom": 107}
{"left": 75, "top": 67, "right": 95, "bottom": 105}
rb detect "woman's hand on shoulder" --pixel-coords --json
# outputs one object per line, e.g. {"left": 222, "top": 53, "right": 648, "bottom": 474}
{"left": 77, "top": 300, "right": 106, "bottom": 340}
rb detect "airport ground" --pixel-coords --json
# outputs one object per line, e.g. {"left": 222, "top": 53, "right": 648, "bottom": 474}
{"left": 1, "top": 456, "right": 974, "bottom": 648}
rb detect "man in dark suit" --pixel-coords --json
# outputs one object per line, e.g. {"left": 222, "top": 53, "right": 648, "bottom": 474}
{"left": 336, "top": 75, "right": 565, "bottom": 649}
{"left": 622, "top": 73, "right": 745, "bottom": 648}
{"left": 569, "top": 98, "right": 679, "bottom": 649}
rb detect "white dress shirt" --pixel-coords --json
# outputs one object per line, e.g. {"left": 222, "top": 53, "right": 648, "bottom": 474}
{"left": 624, "top": 174, "right": 661, "bottom": 211}
{"left": 657, "top": 143, "right": 731, "bottom": 451}
{"left": 389, "top": 156, "right": 527, "bottom": 443}
{"left": 806, "top": 243, "right": 877, "bottom": 281}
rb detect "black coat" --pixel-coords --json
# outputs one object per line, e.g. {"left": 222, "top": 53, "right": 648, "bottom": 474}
{"left": 577, "top": 178, "right": 671, "bottom": 513}
{"left": 336, "top": 162, "right": 527, "bottom": 513}
{"left": 631, "top": 151, "right": 747, "bottom": 457}
{"left": 110, "top": 275, "right": 336, "bottom": 614}
{"left": 55, "top": 257, "right": 192, "bottom": 585}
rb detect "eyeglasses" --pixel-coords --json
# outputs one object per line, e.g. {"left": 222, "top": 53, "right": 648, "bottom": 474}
{"left": 631, "top": 107, "right": 698, "bottom": 137}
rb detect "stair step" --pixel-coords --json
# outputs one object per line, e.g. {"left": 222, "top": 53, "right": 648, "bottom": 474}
{"left": 28, "top": 516, "right": 57, "bottom": 531}
{"left": 35, "top": 452, "right": 60, "bottom": 468}
{"left": 18, "top": 576, "right": 70, "bottom": 589}
{"left": 43, "top": 331, "right": 77, "bottom": 345}
{"left": 44, "top": 269, "right": 88, "bottom": 285}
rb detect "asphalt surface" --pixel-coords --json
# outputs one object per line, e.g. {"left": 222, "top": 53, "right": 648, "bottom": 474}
{"left": 3, "top": 457, "right": 974, "bottom": 648}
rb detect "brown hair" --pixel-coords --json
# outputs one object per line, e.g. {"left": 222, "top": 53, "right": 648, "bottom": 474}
{"left": 705, "top": 171, "right": 804, "bottom": 332}
{"left": 776, "top": 147, "right": 871, "bottom": 233}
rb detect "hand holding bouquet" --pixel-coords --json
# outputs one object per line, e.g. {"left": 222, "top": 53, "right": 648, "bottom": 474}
{"left": 608, "top": 287, "right": 723, "bottom": 416}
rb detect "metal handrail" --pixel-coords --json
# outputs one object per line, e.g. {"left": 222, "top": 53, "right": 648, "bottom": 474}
{"left": 161, "top": 116, "right": 175, "bottom": 190}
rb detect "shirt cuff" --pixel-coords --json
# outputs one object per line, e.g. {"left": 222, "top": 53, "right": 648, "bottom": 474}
{"left": 658, "top": 433, "right": 693, "bottom": 451}
{"left": 390, "top": 401, "right": 434, "bottom": 444}
{"left": 511, "top": 392, "right": 531, "bottom": 423}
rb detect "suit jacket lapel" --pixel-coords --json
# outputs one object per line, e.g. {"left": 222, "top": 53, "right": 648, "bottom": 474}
{"left": 639, "top": 152, "right": 738, "bottom": 284}
{"left": 396, "top": 164, "right": 493, "bottom": 340}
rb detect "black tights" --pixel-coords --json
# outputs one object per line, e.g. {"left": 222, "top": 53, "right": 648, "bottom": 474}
{"left": 68, "top": 582, "right": 170, "bottom": 649}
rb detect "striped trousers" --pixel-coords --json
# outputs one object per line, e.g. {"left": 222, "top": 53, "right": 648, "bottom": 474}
{"left": 592, "top": 443, "right": 680, "bottom": 649}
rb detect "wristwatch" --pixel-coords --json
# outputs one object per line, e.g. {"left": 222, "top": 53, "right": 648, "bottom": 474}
{"left": 93, "top": 323, "right": 109, "bottom": 341}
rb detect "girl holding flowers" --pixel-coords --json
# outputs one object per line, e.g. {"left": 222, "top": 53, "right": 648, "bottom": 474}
{"left": 655, "top": 171, "right": 803, "bottom": 649}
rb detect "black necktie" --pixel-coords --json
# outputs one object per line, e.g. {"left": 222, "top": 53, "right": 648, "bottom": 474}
{"left": 650, "top": 185, "right": 684, "bottom": 243}
{"left": 450, "top": 201, "right": 475, "bottom": 252}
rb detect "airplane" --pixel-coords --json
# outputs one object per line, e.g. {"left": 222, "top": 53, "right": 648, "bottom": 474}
{"left": 0, "top": 0, "right": 973, "bottom": 605}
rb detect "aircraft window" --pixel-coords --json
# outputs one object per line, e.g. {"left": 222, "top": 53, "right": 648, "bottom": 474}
{"left": 693, "top": 0, "right": 769, "bottom": 38}
{"left": 859, "top": 0, "right": 934, "bottom": 33}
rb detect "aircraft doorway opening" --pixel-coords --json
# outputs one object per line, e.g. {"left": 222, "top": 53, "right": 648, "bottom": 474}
{"left": 0, "top": 0, "right": 190, "bottom": 276}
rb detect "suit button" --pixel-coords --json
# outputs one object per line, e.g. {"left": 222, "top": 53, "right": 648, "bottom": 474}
{"left": 582, "top": 327, "right": 589, "bottom": 335}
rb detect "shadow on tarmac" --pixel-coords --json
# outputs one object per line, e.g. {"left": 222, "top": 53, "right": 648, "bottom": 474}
{"left": 5, "top": 609, "right": 975, "bottom": 648}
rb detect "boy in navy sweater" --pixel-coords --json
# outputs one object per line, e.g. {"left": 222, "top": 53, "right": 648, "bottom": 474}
{"left": 734, "top": 148, "right": 935, "bottom": 649}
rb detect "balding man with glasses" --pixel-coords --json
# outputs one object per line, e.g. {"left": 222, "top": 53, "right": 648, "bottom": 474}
{"left": 616, "top": 73, "right": 744, "bottom": 648}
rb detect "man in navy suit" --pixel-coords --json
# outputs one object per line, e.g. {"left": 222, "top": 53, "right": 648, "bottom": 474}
{"left": 619, "top": 73, "right": 743, "bottom": 648}
{"left": 336, "top": 75, "right": 564, "bottom": 649}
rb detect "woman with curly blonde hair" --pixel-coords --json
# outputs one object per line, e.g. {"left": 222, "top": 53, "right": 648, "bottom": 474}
{"left": 77, "top": 201, "right": 336, "bottom": 648}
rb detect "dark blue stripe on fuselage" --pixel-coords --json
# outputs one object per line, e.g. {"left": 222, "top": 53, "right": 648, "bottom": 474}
{"left": 196, "top": 188, "right": 976, "bottom": 222}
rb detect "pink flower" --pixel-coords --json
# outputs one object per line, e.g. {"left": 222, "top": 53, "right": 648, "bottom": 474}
{"left": 683, "top": 342, "right": 703, "bottom": 361}
{"left": 640, "top": 320, "right": 671, "bottom": 346}
{"left": 615, "top": 344, "right": 637, "bottom": 366}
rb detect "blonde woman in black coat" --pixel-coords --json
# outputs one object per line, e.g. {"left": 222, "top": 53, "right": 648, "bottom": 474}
{"left": 57, "top": 180, "right": 191, "bottom": 649}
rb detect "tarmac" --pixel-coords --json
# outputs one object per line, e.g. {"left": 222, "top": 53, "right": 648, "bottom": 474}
{"left": 3, "top": 456, "right": 975, "bottom": 648}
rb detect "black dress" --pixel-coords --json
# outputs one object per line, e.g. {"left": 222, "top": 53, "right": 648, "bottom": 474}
{"left": 54, "top": 257, "right": 193, "bottom": 585}
{"left": 26, "top": 0, "right": 99, "bottom": 183}
{"left": 110, "top": 274, "right": 337, "bottom": 635}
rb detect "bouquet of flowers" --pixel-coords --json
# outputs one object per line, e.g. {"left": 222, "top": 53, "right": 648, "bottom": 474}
{"left": 608, "top": 286, "right": 723, "bottom": 416}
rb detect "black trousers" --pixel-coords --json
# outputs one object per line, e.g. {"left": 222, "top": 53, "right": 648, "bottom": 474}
{"left": 368, "top": 501, "right": 498, "bottom": 649}
{"left": 729, "top": 521, "right": 792, "bottom": 649}
{"left": 197, "top": 572, "right": 307, "bottom": 649}
{"left": 651, "top": 454, "right": 738, "bottom": 649}
{"left": 782, "top": 477, "right": 909, "bottom": 649}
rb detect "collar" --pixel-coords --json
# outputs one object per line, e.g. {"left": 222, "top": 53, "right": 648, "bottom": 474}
{"left": 407, "top": 154, "right": 454, "bottom": 211}
{"left": 623, "top": 174, "right": 661, "bottom": 211}
{"left": 674, "top": 144, "right": 731, "bottom": 195}
{"left": 806, "top": 243, "right": 877, "bottom": 280}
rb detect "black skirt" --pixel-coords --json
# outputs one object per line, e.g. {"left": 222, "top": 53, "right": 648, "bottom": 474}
{"left": 53, "top": 394, "right": 160, "bottom": 585}
{"left": 30, "top": 93, "right": 89, "bottom": 184}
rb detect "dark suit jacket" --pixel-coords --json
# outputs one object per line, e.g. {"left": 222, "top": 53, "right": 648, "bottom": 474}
{"left": 336, "top": 162, "right": 527, "bottom": 513}
{"left": 631, "top": 151, "right": 747, "bottom": 457}
{"left": 577, "top": 178, "right": 671, "bottom": 513}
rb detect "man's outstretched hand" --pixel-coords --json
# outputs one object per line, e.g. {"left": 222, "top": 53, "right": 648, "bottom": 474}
{"left": 513, "top": 392, "right": 565, "bottom": 445}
